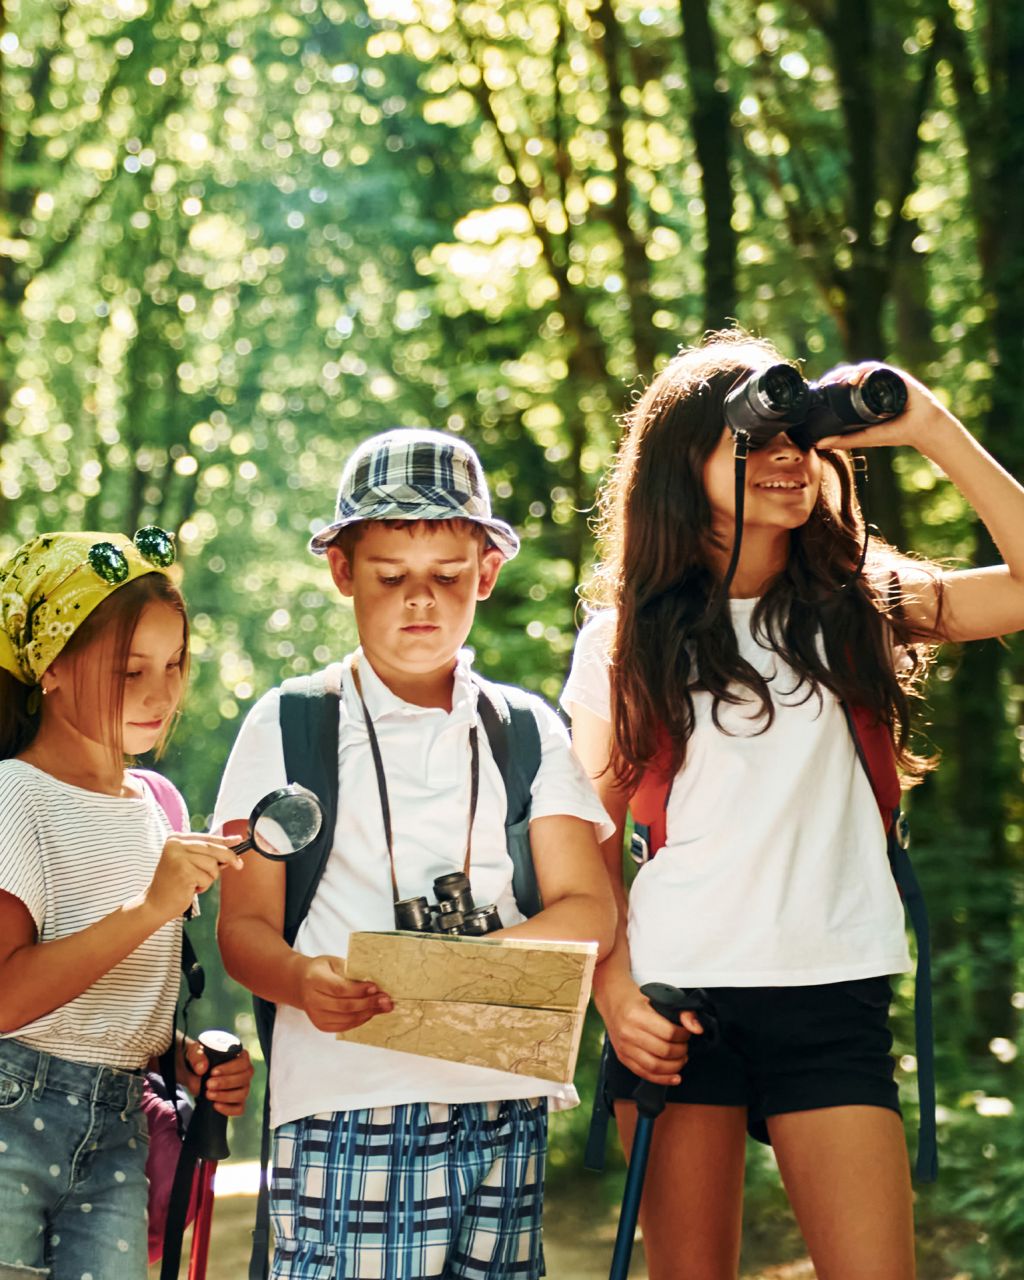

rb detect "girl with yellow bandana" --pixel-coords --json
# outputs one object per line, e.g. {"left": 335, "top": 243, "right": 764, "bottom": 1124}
{"left": 0, "top": 529, "right": 252, "bottom": 1277}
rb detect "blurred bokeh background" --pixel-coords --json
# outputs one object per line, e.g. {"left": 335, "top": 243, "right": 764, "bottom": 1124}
{"left": 3, "top": 1, "right": 1022, "bottom": 1273}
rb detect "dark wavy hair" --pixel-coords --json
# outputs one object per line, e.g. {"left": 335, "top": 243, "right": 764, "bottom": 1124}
{"left": 0, "top": 572, "right": 189, "bottom": 764}
{"left": 586, "top": 329, "right": 939, "bottom": 790}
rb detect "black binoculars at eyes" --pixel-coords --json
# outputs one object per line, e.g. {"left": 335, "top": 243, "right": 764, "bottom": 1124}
{"left": 394, "top": 872, "right": 503, "bottom": 937}
{"left": 723, "top": 363, "right": 908, "bottom": 451}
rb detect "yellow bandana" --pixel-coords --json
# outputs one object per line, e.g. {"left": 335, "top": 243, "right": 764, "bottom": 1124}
{"left": 0, "top": 528, "right": 176, "bottom": 686}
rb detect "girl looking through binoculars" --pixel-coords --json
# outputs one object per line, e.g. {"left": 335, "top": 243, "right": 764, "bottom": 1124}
{"left": 563, "top": 329, "right": 1024, "bottom": 1280}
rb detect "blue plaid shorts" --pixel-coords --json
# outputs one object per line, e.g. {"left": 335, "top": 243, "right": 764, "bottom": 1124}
{"left": 270, "top": 1099, "right": 548, "bottom": 1280}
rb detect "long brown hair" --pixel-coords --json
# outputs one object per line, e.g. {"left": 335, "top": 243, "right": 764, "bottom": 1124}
{"left": 0, "top": 573, "right": 189, "bottom": 763}
{"left": 587, "top": 329, "right": 938, "bottom": 790}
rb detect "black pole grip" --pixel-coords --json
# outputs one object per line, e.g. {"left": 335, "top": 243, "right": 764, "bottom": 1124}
{"left": 640, "top": 982, "right": 720, "bottom": 1045}
{"left": 189, "top": 1029, "right": 242, "bottom": 1162}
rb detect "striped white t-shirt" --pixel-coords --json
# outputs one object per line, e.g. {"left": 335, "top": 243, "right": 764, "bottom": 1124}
{"left": 0, "top": 760, "right": 183, "bottom": 1068}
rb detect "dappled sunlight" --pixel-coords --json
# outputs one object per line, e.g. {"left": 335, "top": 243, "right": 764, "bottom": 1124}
{"left": 3, "top": 0, "right": 1022, "bottom": 1272}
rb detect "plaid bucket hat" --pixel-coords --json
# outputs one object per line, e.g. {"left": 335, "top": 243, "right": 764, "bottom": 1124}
{"left": 308, "top": 428, "right": 520, "bottom": 560}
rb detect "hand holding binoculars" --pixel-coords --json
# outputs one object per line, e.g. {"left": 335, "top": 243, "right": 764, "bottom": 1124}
{"left": 724, "top": 361, "right": 908, "bottom": 452}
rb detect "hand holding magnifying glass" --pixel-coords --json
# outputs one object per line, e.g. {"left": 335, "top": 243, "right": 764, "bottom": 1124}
{"left": 145, "top": 788, "right": 327, "bottom": 963}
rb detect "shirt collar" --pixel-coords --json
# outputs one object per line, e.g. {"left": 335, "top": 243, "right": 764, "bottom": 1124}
{"left": 342, "top": 647, "right": 478, "bottom": 724}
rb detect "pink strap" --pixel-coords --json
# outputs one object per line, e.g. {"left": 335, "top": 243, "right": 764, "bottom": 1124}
{"left": 132, "top": 769, "right": 189, "bottom": 832}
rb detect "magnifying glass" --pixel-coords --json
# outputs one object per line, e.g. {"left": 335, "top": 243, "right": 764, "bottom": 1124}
{"left": 233, "top": 784, "right": 325, "bottom": 860}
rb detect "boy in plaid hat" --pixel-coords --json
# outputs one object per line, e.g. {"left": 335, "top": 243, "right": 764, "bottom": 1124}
{"left": 215, "top": 428, "right": 616, "bottom": 1280}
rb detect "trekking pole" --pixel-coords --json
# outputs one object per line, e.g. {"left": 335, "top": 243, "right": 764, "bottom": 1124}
{"left": 187, "top": 1160, "right": 216, "bottom": 1280}
{"left": 161, "top": 1030, "right": 243, "bottom": 1280}
{"left": 608, "top": 984, "right": 718, "bottom": 1280}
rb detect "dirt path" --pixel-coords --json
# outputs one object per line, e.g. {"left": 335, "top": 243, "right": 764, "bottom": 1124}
{"left": 151, "top": 1191, "right": 819, "bottom": 1279}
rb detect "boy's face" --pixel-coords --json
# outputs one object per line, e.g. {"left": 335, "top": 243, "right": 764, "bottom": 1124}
{"left": 326, "top": 522, "right": 503, "bottom": 688}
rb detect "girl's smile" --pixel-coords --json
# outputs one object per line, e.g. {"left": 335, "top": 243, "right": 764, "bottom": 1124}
{"left": 752, "top": 475, "right": 809, "bottom": 492}
{"left": 704, "top": 428, "right": 822, "bottom": 532}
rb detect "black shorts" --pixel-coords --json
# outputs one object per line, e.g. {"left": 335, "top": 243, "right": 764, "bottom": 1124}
{"left": 606, "top": 977, "right": 901, "bottom": 1142}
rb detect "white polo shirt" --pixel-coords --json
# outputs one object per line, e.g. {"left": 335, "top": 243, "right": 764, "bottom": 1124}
{"left": 212, "top": 648, "right": 613, "bottom": 1127}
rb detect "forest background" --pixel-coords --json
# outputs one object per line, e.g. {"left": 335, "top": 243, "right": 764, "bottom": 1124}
{"left": 2, "top": 0, "right": 1022, "bottom": 1273}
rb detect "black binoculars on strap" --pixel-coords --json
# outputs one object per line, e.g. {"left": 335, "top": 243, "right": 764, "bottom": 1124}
{"left": 394, "top": 872, "right": 503, "bottom": 937}
{"left": 724, "top": 362, "right": 908, "bottom": 452}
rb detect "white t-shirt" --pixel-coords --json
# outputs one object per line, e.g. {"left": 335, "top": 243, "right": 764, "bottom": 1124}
{"left": 0, "top": 760, "right": 182, "bottom": 1068}
{"left": 561, "top": 608, "right": 912, "bottom": 988}
{"left": 212, "top": 649, "right": 613, "bottom": 1128}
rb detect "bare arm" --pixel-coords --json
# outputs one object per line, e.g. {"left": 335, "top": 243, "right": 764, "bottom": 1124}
{"left": 494, "top": 813, "right": 617, "bottom": 959}
{"left": 568, "top": 702, "right": 699, "bottom": 1085}
{"left": 0, "top": 834, "right": 242, "bottom": 1034}
{"left": 818, "top": 371, "right": 1024, "bottom": 642}
{"left": 216, "top": 819, "right": 390, "bottom": 1033}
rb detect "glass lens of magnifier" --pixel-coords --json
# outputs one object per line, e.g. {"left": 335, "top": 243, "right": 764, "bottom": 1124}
{"left": 252, "top": 792, "right": 323, "bottom": 857}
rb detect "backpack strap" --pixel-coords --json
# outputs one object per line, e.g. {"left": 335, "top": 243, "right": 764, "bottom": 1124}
{"left": 249, "top": 1088, "right": 273, "bottom": 1280}
{"left": 583, "top": 1034, "right": 615, "bottom": 1172}
{"left": 250, "top": 665, "right": 343, "bottom": 1280}
{"left": 131, "top": 770, "right": 204, "bottom": 1125}
{"left": 627, "top": 725, "right": 675, "bottom": 866}
{"left": 472, "top": 674, "right": 543, "bottom": 918}
{"left": 279, "top": 664, "right": 344, "bottom": 943}
{"left": 842, "top": 703, "right": 937, "bottom": 1182}
{"left": 132, "top": 768, "right": 190, "bottom": 833}
{"left": 843, "top": 704, "right": 902, "bottom": 830}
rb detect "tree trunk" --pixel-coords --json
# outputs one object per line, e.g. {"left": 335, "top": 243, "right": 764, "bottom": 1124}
{"left": 679, "top": 0, "right": 737, "bottom": 329}
{"left": 597, "top": 0, "right": 658, "bottom": 372}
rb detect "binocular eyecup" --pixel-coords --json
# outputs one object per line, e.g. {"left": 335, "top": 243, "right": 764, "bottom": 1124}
{"left": 724, "top": 362, "right": 907, "bottom": 451}
{"left": 394, "top": 872, "right": 503, "bottom": 937}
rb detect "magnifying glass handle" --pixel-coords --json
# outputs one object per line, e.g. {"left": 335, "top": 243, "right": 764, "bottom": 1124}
{"left": 231, "top": 837, "right": 254, "bottom": 855}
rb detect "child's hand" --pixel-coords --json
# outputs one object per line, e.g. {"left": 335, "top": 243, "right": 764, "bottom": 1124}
{"left": 605, "top": 981, "right": 703, "bottom": 1087}
{"left": 183, "top": 1039, "right": 255, "bottom": 1117}
{"left": 145, "top": 834, "right": 244, "bottom": 923}
{"left": 815, "top": 367, "right": 962, "bottom": 455}
{"left": 299, "top": 955, "right": 393, "bottom": 1032}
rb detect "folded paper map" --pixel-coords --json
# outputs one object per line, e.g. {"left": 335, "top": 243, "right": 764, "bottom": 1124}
{"left": 336, "top": 932, "right": 598, "bottom": 1083}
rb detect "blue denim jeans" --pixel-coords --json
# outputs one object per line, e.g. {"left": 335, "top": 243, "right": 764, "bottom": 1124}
{"left": 0, "top": 1037, "right": 149, "bottom": 1279}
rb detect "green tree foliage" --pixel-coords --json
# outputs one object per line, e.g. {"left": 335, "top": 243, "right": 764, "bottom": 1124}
{"left": 3, "top": 0, "right": 1022, "bottom": 1268}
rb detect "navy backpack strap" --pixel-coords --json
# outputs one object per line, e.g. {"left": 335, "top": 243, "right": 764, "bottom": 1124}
{"left": 248, "top": 1088, "right": 273, "bottom": 1280}
{"left": 473, "top": 675, "right": 543, "bottom": 918}
{"left": 887, "top": 815, "right": 938, "bottom": 1182}
{"left": 278, "top": 666, "right": 342, "bottom": 942}
{"left": 843, "top": 704, "right": 937, "bottom": 1183}
{"left": 472, "top": 675, "right": 539, "bottom": 822}
{"left": 584, "top": 1034, "right": 614, "bottom": 1171}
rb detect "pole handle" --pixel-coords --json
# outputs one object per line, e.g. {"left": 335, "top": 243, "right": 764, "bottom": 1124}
{"left": 640, "top": 982, "right": 720, "bottom": 1045}
{"left": 190, "top": 1030, "right": 242, "bottom": 1162}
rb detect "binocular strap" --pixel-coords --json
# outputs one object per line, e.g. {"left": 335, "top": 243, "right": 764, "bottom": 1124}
{"left": 350, "top": 656, "right": 480, "bottom": 909}
{"left": 722, "top": 440, "right": 872, "bottom": 601}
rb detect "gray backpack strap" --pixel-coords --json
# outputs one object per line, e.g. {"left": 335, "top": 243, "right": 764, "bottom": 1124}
{"left": 473, "top": 675, "right": 543, "bottom": 918}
